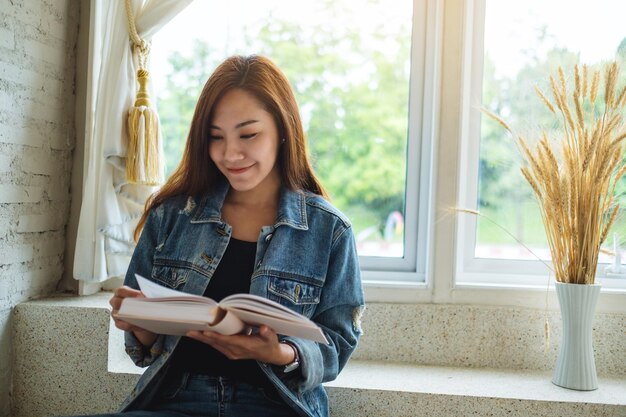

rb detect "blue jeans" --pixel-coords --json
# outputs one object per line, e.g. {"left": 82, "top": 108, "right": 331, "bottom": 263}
{"left": 66, "top": 373, "right": 299, "bottom": 417}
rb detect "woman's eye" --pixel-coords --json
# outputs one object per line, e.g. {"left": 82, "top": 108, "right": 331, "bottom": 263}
{"left": 240, "top": 133, "right": 258, "bottom": 140}
{"left": 209, "top": 135, "right": 223, "bottom": 140}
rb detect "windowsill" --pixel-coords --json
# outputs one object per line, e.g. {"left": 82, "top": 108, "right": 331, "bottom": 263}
{"left": 106, "top": 359, "right": 626, "bottom": 416}
{"left": 328, "top": 361, "right": 625, "bottom": 406}
{"left": 107, "top": 323, "right": 626, "bottom": 408}
{"left": 11, "top": 293, "right": 626, "bottom": 417}
{"left": 105, "top": 355, "right": 626, "bottom": 408}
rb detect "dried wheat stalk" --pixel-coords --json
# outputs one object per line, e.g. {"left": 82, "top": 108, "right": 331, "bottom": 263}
{"left": 486, "top": 62, "right": 626, "bottom": 284}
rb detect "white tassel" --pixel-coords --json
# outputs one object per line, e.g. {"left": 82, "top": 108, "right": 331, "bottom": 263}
{"left": 126, "top": 69, "right": 164, "bottom": 185}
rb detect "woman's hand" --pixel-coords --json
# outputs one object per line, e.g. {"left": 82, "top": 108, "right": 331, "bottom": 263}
{"left": 110, "top": 286, "right": 158, "bottom": 347}
{"left": 187, "top": 325, "right": 296, "bottom": 366}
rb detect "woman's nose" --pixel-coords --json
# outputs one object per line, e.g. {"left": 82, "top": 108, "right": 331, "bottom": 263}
{"left": 223, "top": 138, "right": 244, "bottom": 161}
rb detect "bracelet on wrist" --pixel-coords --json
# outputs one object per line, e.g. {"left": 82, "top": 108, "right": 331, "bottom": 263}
{"left": 279, "top": 340, "right": 300, "bottom": 373}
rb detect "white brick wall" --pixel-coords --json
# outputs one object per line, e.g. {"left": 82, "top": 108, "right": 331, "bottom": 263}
{"left": 0, "top": 1, "right": 80, "bottom": 416}
{"left": 17, "top": 213, "right": 65, "bottom": 233}
{"left": 0, "top": 185, "right": 44, "bottom": 203}
{"left": 0, "top": 154, "right": 11, "bottom": 172}
{"left": 0, "top": 26, "right": 15, "bottom": 50}
{"left": 21, "top": 148, "right": 64, "bottom": 176}
{"left": 0, "top": 244, "right": 34, "bottom": 266}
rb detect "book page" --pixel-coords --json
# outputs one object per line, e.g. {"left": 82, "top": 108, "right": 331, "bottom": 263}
{"left": 227, "top": 307, "right": 329, "bottom": 344}
{"left": 221, "top": 293, "right": 303, "bottom": 319}
{"left": 135, "top": 274, "right": 214, "bottom": 305}
{"left": 117, "top": 295, "right": 246, "bottom": 336}
{"left": 221, "top": 294, "right": 329, "bottom": 344}
{"left": 135, "top": 274, "right": 190, "bottom": 298}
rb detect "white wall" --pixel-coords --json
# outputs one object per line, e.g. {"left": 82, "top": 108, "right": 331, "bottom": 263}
{"left": 0, "top": 0, "right": 80, "bottom": 414}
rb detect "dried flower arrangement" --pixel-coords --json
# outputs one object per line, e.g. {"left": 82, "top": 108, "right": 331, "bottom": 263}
{"left": 486, "top": 62, "right": 626, "bottom": 285}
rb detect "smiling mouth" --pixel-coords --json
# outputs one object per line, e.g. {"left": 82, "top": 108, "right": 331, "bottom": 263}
{"left": 227, "top": 166, "right": 252, "bottom": 174}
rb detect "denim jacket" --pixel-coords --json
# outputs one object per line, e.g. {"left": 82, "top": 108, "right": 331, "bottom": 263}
{"left": 118, "top": 179, "right": 365, "bottom": 417}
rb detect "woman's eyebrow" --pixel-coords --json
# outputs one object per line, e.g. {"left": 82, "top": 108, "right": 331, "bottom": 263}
{"left": 209, "top": 120, "right": 260, "bottom": 130}
{"left": 235, "top": 119, "right": 260, "bottom": 128}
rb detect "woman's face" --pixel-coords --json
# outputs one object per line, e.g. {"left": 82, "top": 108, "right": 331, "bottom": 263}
{"left": 208, "top": 89, "right": 281, "bottom": 194}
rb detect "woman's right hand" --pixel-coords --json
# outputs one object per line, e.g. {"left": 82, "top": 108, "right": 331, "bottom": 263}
{"left": 110, "top": 286, "right": 158, "bottom": 347}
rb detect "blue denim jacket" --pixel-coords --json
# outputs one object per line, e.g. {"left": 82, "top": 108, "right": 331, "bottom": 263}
{"left": 118, "top": 180, "right": 365, "bottom": 417}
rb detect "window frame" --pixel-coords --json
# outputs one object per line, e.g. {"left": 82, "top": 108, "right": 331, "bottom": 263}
{"left": 79, "top": 0, "right": 442, "bottom": 299}
{"left": 448, "top": 0, "right": 626, "bottom": 312}
{"left": 360, "top": 0, "right": 440, "bottom": 288}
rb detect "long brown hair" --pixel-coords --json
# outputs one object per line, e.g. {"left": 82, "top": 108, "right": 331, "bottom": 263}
{"left": 134, "top": 55, "right": 327, "bottom": 240}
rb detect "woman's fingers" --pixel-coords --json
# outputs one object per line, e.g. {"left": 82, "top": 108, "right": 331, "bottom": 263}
{"left": 109, "top": 286, "right": 144, "bottom": 308}
{"left": 257, "top": 325, "right": 274, "bottom": 340}
{"left": 110, "top": 286, "right": 143, "bottom": 304}
{"left": 186, "top": 326, "right": 282, "bottom": 362}
{"left": 111, "top": 317, "right": 136, "bottom": 332}
{"left": 186, "top": 330, "right": 230, "bottom": 346}
{"left": 109, "top": 286, "right": 146, "bottom": 331}
{"left": 107, "top": 286, "right": 157, "bottom": 346}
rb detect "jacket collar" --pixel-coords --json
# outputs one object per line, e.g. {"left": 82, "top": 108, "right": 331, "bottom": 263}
{"left": 191, "top": 179, "right": 309, "bottom": 231}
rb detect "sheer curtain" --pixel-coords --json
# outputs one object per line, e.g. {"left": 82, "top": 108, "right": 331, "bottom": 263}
{"left": 74, "top": 0, "right": 193, "bottom": 290}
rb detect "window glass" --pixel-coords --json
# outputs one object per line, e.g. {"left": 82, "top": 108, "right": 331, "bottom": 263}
{"left": 152, "top": 0, "right": 413, "bottom": 259}
{"left": 477, "top": 0, "right": 626, "bottom": 266}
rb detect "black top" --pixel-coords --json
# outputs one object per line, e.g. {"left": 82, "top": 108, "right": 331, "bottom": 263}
{"left": 168, "top": 237, "right": 269, "bottom": 386}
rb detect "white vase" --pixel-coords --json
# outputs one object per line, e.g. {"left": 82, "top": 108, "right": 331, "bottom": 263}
{"left": 552, "top": 282, "right": 601, "bottom": 391}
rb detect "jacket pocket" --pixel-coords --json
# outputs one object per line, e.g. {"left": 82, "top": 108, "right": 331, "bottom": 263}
{"left": 151, "top": 261, "right": 189, "bottom": 290}
{"left": 266, "top": 275, "right": 322, "bottom": 317}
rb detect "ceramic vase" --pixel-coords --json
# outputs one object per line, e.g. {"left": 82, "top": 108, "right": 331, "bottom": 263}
{"left": 552, "top": 282, "right": 601, "bottom": 391}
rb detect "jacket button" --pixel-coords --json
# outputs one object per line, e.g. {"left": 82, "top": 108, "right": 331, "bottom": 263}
{"left": 216, "top": 228, "right": 227, "bottom": 236}
{"left": 295, "top": 284, "right": 301, "bottom": 301}
{"left": 265, "top": 233, "right": 273, "bottom": 241}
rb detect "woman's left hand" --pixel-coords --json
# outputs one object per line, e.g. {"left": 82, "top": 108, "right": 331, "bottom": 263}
{"left": 187, "top": 325, "right": 295, "bottom": 366}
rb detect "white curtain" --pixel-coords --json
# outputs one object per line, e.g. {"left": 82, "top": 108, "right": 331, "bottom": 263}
{"left": 74, "top": 0, "right": 193, "bottom": 284}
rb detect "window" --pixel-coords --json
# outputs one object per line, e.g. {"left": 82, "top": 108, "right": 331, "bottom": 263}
{"left": 457, "top": 0, "right": 626, "bottom": 291}
{"left": 151, "top": 0, "right": 439, "bottom": 284}
{"left": 85, "top": 0, "right": 625, "bottom": 309}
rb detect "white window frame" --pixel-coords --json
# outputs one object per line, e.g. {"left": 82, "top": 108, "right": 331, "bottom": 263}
{"left": 77, "top": 0, "right": 442, "bottom": 298}
{"left": 455, "top": 0, "right": 570, "bottom": 290}
{"left": 448, "top": 0, "right": 626, "bottom": 312}
{"left": 360, "top": 0, "right": 441, "bottom": 291}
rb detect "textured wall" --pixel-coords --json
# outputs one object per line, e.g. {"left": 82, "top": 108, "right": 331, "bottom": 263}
{"left": 353, "top": 303, "right": 626, "bottom": 377}
{"left": 0, "top": 0, "right": 80, "bottom": 415}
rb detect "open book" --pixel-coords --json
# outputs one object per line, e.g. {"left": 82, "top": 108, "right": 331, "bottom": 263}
{"left": 115, "top": 274, "right": 329, "bottom": 344}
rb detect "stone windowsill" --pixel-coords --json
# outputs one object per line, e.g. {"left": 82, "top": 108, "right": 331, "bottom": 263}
{"left": 11, "top": 293, "right": 626, "bottom": 417}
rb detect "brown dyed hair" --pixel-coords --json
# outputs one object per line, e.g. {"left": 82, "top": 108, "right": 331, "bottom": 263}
{"left": 134, "top": 55, "right": 327, "bottom": 240}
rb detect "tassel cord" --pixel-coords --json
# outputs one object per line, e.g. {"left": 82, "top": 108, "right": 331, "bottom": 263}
{"left": 124, "top": 0, "right": 150, "bottom": 70}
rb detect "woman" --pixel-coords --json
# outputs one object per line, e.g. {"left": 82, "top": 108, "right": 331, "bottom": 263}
{"left": 89, "top": 55, "right": 363, "bottom": 417}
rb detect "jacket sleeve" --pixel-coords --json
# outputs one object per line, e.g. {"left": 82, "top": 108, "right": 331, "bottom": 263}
{"left": 122, "top": 205, "right": 167, "bottom": 367}
{"left": 279, "top": 224, "right": 365, "bottom": 393}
